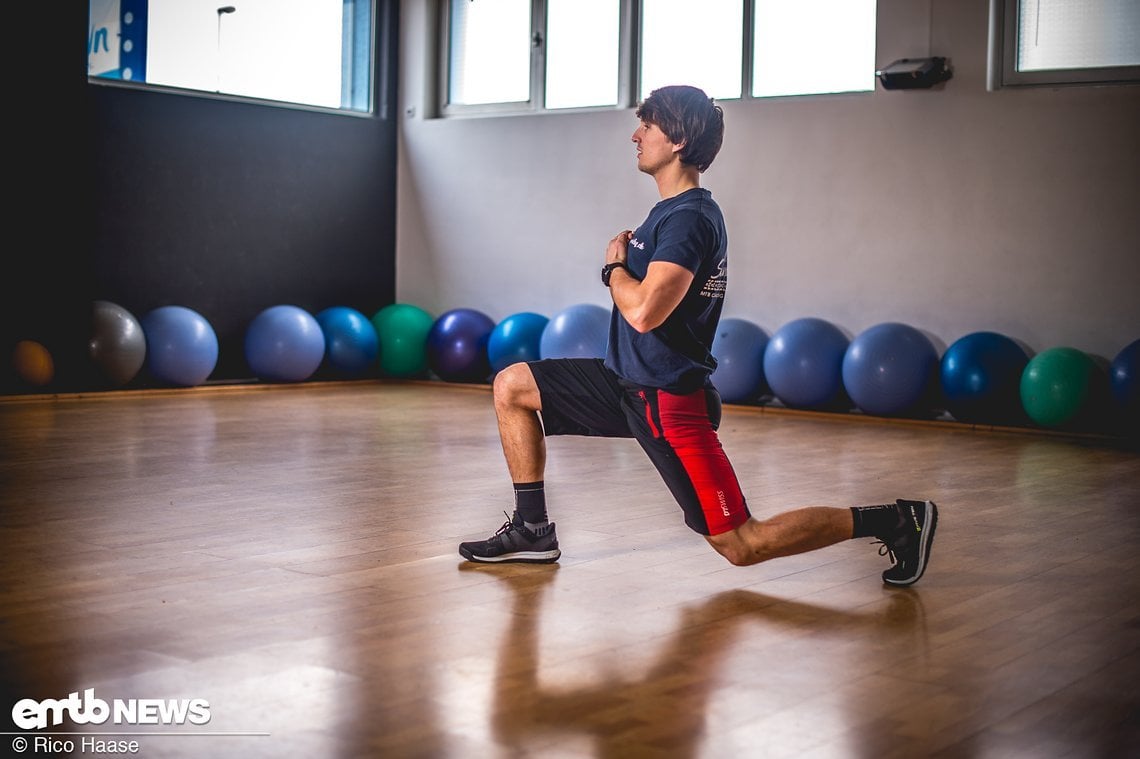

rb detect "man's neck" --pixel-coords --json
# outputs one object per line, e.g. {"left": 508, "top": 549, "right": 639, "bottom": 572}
{"left": 653, "top": 164, "right": 701, "bottom": 199}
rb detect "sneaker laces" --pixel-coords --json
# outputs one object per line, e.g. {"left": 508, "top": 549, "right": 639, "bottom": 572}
{"left": 491, "top": 511, "right": 517, "bottom": 538}
{"left": 874, "top": 540, "right": 897, "bottom": 564}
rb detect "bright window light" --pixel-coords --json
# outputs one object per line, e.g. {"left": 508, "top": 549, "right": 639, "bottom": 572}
{"left": 640, "top": 0, "right": 743, "bottom": 101}
{"left": 753, "top": 0, "right": 876, "bottom": 98}
{"left": 1017, "top": 0, "right": 1140, "bottom": 72}
{"left": 88, "top": 0, "right": 371, "bottom": 112}
{"left": 545, "top": 0, "right": 620, "bottom": 109}
{"left": 448, "top": 0, "right": 532, "bottom": 105}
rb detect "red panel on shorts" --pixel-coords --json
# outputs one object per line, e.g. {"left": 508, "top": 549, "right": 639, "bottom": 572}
{"left": 655, "top": 390, "right": 748, "bottom": 535}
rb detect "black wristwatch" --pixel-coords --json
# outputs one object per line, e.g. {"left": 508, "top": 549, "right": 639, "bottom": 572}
{"left": 601, "top": 261, "right": 628, "bottom": 287}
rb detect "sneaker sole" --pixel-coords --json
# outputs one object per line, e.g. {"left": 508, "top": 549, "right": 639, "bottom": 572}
{"left": 458, "top": 547, "right": 561, "bottom": 564}
{"left": 883, "top": 500, "right": 938, "bottom": 587}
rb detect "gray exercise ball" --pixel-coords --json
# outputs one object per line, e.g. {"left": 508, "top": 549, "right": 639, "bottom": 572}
{"left": 89, "top": 300, "right": 147, "bottom": 386}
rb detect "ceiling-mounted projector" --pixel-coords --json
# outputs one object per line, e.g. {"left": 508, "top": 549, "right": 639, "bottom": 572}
{"left": 876, "top": 57, "right": 953, "bottom": 90}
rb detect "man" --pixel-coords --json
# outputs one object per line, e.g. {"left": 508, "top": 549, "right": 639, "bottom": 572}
{"left": 458, "top": 85, "right": 937, "bottom": 587}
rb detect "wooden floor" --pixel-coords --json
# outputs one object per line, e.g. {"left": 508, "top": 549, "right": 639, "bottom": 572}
{"left": 1, "top": 382, "right": 1138, "bottom": 758}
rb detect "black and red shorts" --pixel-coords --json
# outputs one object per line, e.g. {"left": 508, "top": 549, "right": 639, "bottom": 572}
{"left": 527, "top": 358, "right": 750, "bottom": 536}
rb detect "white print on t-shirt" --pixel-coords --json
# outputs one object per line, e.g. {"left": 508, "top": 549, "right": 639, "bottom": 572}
{"left": 700, "top": 257, "right": 727, "bottom": 299}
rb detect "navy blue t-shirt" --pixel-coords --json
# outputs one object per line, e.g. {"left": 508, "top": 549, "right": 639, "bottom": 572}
{"left": 605, "top": 187, "right": 728, "bottom": 393}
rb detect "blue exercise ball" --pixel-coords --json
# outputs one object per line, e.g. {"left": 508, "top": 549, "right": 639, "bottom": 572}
{"left": 540, "top": 303, "right": 610, "bottom": 360}
{"left": 427, "top": 308, "right": 496, "bottom": 383}
{"left": 140, "top": 306, "right": 219, "bottom": 387}
{"left": 89, "top": 300, "right": 147, "bottom": 387}
{"left": 488, "top": 312, "right": 549, "bottom": 373}
{"left": 315, "top": 306, "right": 379, "bottom": 375}
{"left": 763, "top": 317, "right": 849, "bottom": 409}
{"left": 245, "top": 305, "right": 326, "bottom": 383}
{"left": 843, "top": 322, "right": 938, "bottom": 417}
{"left": 1110, "top": 338, "right": 1140, "bottom": 425}
{"left": 940, "top": 331, "right": 1029, "bottom": 424}
{"left": 711, "top": 318, "right": 769, "bottom": 404}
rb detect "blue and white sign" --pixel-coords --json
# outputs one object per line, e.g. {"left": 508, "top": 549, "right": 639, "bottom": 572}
{"left": 88, "top": 0, "right": 148, "bottom": 81}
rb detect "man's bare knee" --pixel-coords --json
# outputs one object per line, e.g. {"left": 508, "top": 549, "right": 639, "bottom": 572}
{"left": 493, "top": 363, "right": 541, "bottom": 412}
{"left": 706, "top": 527, "right": 761, "bottom": 567}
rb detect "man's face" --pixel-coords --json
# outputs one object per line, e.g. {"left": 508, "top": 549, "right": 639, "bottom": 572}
{"left": 631, "top": 119, "right": 681, "bottom": 176}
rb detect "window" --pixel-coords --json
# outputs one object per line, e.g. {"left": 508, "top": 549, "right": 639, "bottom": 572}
{"left": 752, "top": 0, "right": 876, "bottom": 98}
{"left": 988, "top": 0, "right": 1140, "bottom": 88}
{"left": 443, "top": 0, "right": 625, "bottom": 114}
{"left": 87, "top": 0, "right": 375, "bottom": 114}
{"left": 639, "top": 0, "right": 743, "bottom": 100}
{"left": 439, "top": 0, "right": 877, "bottom": 116}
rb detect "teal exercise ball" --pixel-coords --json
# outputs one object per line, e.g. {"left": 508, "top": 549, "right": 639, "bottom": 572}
{"left": 371, "top": 303, "right": 434, "bottom": 377}
{"left": 1020, "top": 346, "right": 1098, "bottom": 428}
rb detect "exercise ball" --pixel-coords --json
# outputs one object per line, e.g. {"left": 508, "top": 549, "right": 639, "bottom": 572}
{"left": 1020, "top": 346, "right": 1099, "bottom": 428}
{"left": 763, "top": 317, "right": 849, "bottom": 409}
{"left": 488, "top": 312, "right": 549, "bottom": 373}
{"left": 245, "top": 305, "right": 326, "bottom": 383}
{"left": 315, "top": 306, "right": 379, "bottom": 375}
{"left": 371, "top": 303, "right": 435, "bottom": 377}
{"left": 140, "top": 306, "right": 218, "bottom": 387}
{"left": 12, "top": 340, "right": 54, "bottom": 387}
{"left": 843, "top": 322, "right": 938, "bottom": 417}
{"left": 427, "top": 308, "right": 496, "bottom": 383}
{"left": 711, "top": 318, "right": 769, "bottom": 404}
{"left": 1110, "top": 338, "right": 1140, "bottom": 424}
{"left": 940, "top": 331, "right": 1029, "bottom": 424}
{"left": 89, "top": 300, "right": 146, "bottom": 387}
{"left": 540, "top": 303, "right": 610, "bottom": 359}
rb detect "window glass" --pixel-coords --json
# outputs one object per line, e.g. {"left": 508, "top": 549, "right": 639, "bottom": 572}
{"left": 88, "top": 0, "right": 371, "bottom": 113}
{"left": 448, "top": 0, "right": 532, "bottom": 105}
{"left": 1016, "top": 0, "right": 1140, "bottom": 72}
{"left": 639, "top": 0, "right": 743, "bottom": 101}
{"left": 753, "top": 0, "right": 876, "bottom": 97}
{"left": 545, "top": 0, "right": 620, "bottom": 109}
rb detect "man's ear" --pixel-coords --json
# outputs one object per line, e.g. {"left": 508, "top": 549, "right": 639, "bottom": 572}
{"left": 672, "top": 140, "right": 686, "bottom": 154}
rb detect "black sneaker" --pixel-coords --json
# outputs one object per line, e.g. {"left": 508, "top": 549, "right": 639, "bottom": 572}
{"left": 459, "top": 511, "right": 561, "bottom": 564}
{"left": 877, "top": 499, "right": 938, "bottom": 586}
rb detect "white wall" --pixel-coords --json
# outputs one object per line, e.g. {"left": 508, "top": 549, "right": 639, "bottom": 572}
{"left": 396, "top": 0, "right": 1140, "bottom": 361}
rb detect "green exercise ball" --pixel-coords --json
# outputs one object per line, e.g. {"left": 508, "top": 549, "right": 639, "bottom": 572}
{"left": 1019, "top": 347, "right": 1097, "bottom": 428}
{"left": 371, "top": 303, "right": 434, "bottom": 377}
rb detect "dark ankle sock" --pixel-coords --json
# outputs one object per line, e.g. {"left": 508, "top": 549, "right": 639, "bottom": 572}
{"left": 514, "top": 481, "right": 548, "bottom": 531}
{"left": 850, "top": 502, "right": 900, "bottom": 539}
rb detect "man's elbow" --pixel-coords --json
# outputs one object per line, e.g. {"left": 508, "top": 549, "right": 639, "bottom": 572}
{"left": 625, "top": 308, "right": 663, "bottom": 334}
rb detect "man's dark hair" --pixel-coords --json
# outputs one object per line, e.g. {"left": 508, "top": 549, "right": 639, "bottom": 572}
{"left": 636, "top": 85, "right": 725, "bottom": 173}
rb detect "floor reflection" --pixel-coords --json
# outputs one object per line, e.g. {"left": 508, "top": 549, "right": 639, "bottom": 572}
{"left": 472, "top": 565, "right": 927, "bottom": 758}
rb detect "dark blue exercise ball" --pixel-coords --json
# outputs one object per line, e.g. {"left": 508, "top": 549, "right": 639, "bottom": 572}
{"left": 1110, "top": 338, "right": 1140, "bottom": 426}
{"left": 427, "top": 308, "right": 496, "bottom": 383}
{"left": 711, "top": 318, "right": 769, "bottom": 404}
{"left": 315, "top": 306, "right": 379, "bottom": 375}
{"left": 763, "top": 317, "right": 849, "bottom": 409}
{"left": 140, "top": 305, "right": 219, "bottom": 387}
{"left": 940, "top": 331, "right": 1029, "bottom": 424}
{"left": 488, "top": 312, "right": 549, "bottom": 373}
{"left": 245, "top": 305, "right": 327, "bottom": 383}
{"left": 540, "top": 303, "right": 610, "bottom": 359}
{"left": 843, "top": 322, "right": 938, "bottom": 417}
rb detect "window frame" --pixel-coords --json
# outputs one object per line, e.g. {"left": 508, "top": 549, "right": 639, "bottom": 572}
{"left": 987, "top": 0, "right": 1140, "bottom": 90}
{"left": 438, "top": 0, "right": 638, "bottom": 117}
{"left": 437, "top": 0, "right": 879, "bottom": 118}
{"left": 86, "top": 0, "right": 385, "bottom": 118}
